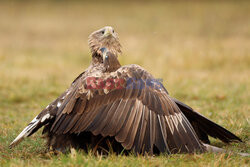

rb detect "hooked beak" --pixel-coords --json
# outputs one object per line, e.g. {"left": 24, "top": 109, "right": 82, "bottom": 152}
{"left": 104, "top": 27, "right": 113, "bottom": 37}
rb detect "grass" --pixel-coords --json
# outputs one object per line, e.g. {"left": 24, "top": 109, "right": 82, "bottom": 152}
{"left": 0, "top": 1, "right": 249, "bottom": 166}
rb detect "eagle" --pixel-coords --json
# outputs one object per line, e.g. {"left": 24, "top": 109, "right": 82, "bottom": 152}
{"left": 10, "top": 26, "right": 243, "bottom": 155}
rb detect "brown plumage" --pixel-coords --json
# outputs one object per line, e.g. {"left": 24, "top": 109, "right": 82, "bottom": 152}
{"left": 10, "top": 26, "right": 243, "bottom": 155}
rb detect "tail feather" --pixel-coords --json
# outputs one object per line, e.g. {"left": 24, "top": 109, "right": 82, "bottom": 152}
{"left": 172, "top": 98, "right": 242, "bottom": 143}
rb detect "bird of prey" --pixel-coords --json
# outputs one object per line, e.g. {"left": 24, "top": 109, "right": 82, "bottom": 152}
{"left": 10, "top": 26, "right": 243, "bottom": 155}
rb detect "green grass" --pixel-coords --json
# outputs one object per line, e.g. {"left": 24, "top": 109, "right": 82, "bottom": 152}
{"left": 0, "top": 1, "right": 249, "bottom": 166}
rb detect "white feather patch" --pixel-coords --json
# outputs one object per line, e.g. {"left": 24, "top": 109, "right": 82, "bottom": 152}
{"left": 41, "top": 113, "right": 50, "bottom": 123}
{"left": 66, "top": 90, "right": 71, "bottom": 96}
{"left": 57, "top": 101, "right": 62, "bottom": 108}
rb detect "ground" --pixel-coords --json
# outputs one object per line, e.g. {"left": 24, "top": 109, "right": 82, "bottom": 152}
{"left": 0, "top": 1, "right": 249, "bottom": 166}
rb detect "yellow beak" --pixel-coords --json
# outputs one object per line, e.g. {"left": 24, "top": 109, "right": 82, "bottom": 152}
{"left": 104, "top": 27, "right": 113, "bottom": 37}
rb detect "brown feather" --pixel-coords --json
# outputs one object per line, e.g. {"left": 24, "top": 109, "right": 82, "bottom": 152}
{"left": 47, "top": 64, "right": 207, "bottom": 154}
{"left": 115, "top": 100, "right": 140, "bottom": 143}
{"left": 121, "top": 100, "right": 143, "bottom": 149}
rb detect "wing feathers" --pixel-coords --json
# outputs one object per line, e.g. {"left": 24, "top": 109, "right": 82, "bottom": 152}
{"left": 173, "top": 98, "right": 242, "bottom": 143}
{"left": 101, "top": 99, "right": 127, "bottom": 136}
{"left": 48, "top": 64, "right": 205, "bottom": 154}
{"left": 149, "top": 110, "right": 156, "bottom": 153}
{"left": 121, "top": 100, "right": 143, "bottom": 149}
{"left": 136, "top": 105, "right": 149, "bottom": 152}
{"left": 113, "top": 100, "right": 134, "bottom": 134}
{"left": 88, "top": 103, "right": 116, "bottom": 135}
{"left": 116, "top": 100, "right": 139, "bottom": 143}
{"left": 154, "top": 115, "right": 170, "bottom": 153}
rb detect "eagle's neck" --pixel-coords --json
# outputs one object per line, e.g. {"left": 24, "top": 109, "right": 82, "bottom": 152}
{"left": 106, "top": 60, "right": 121, "bottom": 72}
{"left": 91, "top": 52, "right": 103, "bottom": 65}
{"left": 104, "top": 54, "right": 121, "bottom": 72}
{"left": 91, "top": 51, "right": 121, "bottom": 72}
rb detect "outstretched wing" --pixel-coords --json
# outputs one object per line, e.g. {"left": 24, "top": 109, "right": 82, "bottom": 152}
{"left": 49, "top": 64, "right": 205, "bottom": 154}
{"left": 172, "top": 98, "right": 242, "bottom": 144}
{"left": 9, "top": 71, "right": 86, "bottom": 148}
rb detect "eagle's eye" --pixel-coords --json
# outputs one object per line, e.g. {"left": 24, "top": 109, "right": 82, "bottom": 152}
{"left": 112, "top": 30, "right": 115, "bottom": 33}
{"left": 101, "top": 30, "right": 105, "bottom": 34}
{"left": 105, "top": 55, "right": 109, "bottom": 60}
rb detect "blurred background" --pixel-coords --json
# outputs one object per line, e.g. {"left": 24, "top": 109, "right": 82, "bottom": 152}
{"left": 0, "top": 0, "right": 249, "bottom": 161}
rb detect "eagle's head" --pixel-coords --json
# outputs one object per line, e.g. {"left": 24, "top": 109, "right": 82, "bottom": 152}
{"left": 88, "top": 26, "right": 122, "bottom": 64}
